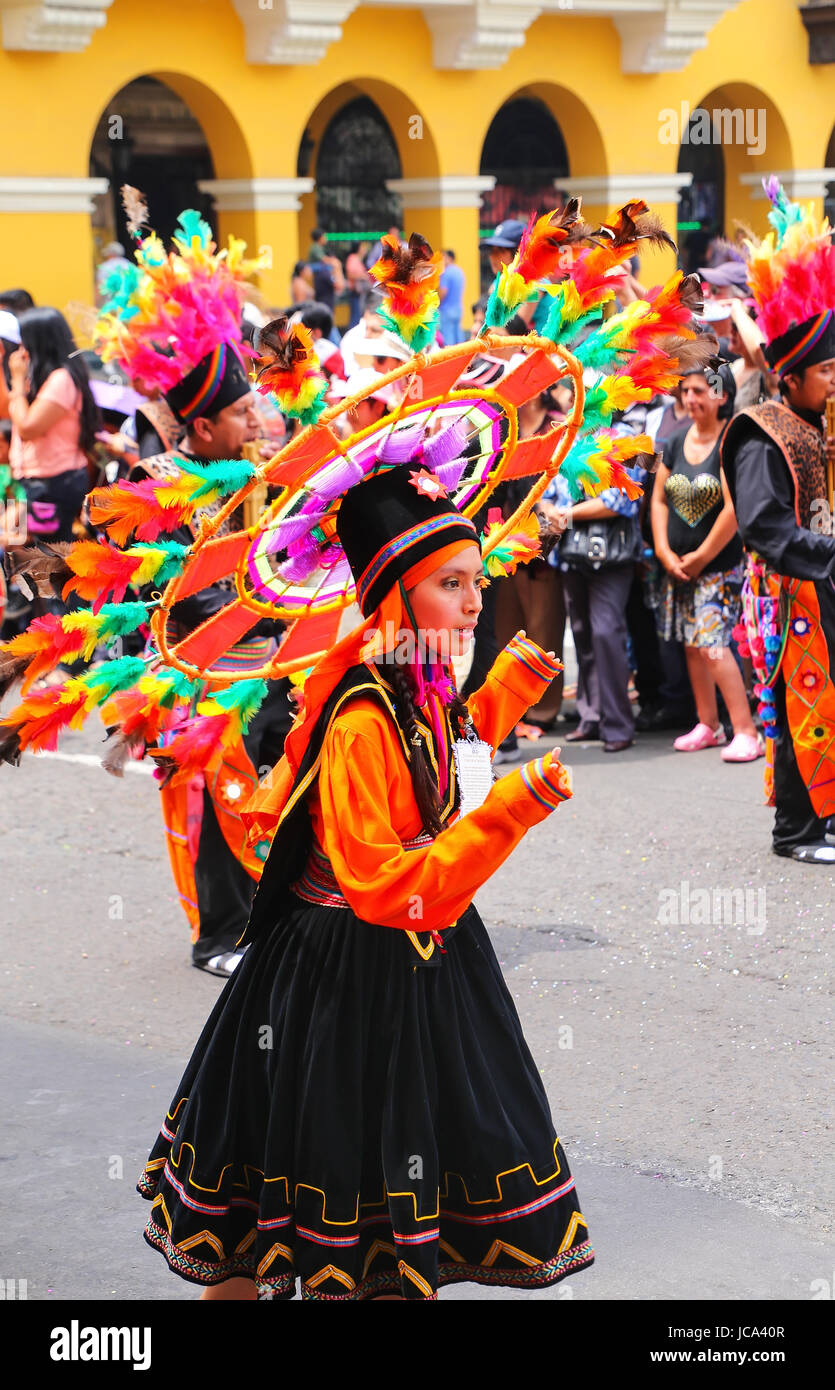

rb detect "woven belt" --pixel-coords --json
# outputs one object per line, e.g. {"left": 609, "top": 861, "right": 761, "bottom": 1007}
{"left": 291, "top": 835, "right": 434, "bottom": 909}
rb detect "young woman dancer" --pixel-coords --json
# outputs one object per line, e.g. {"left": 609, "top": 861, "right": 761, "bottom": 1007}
{"left": 138, "top": 462, "right": 593, "bottom": 1301}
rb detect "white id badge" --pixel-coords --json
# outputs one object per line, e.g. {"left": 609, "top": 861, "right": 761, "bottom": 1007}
{"left": 453, "top": 737, "right": 494, "bottom": 817}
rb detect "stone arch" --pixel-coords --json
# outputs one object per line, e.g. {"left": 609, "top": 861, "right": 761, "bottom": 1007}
{"left": 296, "top": 78, "right": 441, "bottom": 252}
{"left": 479, "top": 83, "right": 607, "bottom": 201}
{"left": 476, "top": 83, "right": 606, "bottom": 293}
{"left": 88, "top": 72, "right": 254, "bottom": 253}
{"left": 680, "top": 82, "right": 793, "bottom": 260}
{"left": 479, "top": 93, "right": 569, "bottom": 227}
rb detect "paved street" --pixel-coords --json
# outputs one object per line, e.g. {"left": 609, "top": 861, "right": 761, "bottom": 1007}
{"left": 2, "top": 712, "right": 834, "bottom": 1301}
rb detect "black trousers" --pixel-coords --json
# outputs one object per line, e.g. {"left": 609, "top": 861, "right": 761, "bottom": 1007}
{"left": 192, "top": 678, "right": 294, "bottom": 962}
{"left": 772, "top": 676, "right": 829, "bottom": 851}
{"left": 625, "top": 569, "right": 661, "bottom": 708}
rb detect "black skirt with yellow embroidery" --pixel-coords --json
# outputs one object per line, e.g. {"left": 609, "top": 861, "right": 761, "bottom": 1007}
{"left": 138, "top": 894, "right": 593, "bottom": 1300}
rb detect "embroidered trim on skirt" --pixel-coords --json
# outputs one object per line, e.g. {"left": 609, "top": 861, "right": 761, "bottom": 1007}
{"left": 138, "top": 895, "right": 593, "bottom": 1300}
{"left": 659, "top": 563, "right": 744, "bottom": 648}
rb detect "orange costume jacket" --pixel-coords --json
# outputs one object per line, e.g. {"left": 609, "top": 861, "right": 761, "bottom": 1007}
{"left": 241, "top": 633, "right": 571, "bottom": 959}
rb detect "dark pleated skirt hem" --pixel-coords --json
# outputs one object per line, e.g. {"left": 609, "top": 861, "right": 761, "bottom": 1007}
{"left": 138, "top": 897, "right": 593, "bottom": 1300}
{"left": 142, "top": 1217, "right": 593, "bottom": 1300}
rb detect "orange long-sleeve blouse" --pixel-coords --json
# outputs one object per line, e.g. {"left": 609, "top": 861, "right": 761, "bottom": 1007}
{"left": 305, "top": 633, "right": 571, "bottom": 933}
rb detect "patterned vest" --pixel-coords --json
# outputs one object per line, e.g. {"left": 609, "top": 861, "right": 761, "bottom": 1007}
{"left": 723, "top": 401, "right": 826, "bottom": 530}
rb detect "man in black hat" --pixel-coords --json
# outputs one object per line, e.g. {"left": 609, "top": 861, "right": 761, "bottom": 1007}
{"left": 723, "top": 312, "right": 835, "bottom": 862}
{"left": 129, "top": 344, "right": 293, "bottom": 970}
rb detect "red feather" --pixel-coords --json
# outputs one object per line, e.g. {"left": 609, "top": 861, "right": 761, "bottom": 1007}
{"left": 62, "top": 540, "right": 143, "bottom": 611}
{"left": 88, "top": 479, "right": 194, "bottom": 546}
{"left": 514, "top": 200, "right": 587, "bottom": 284}
{"left": 0, "top": 614, "right": 86, "bottom": 694}
{"left": 1, "top": 687, "right": 88, "bottom": 753}
{"left": 147, "top": 712, "right": 231, "bottom": 786}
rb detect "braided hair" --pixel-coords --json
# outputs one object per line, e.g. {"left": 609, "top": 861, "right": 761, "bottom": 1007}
{"left": 380, "top": 658, "right": 472, "bottom": 838}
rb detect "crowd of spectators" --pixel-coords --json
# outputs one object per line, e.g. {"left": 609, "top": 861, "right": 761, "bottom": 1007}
{"left": 0, "top": 219, "right": 782, "bottom": 763}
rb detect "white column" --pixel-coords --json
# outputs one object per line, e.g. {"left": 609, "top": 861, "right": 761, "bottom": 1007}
{"left": 197, "top": 178, "right": 315, "bottom": 212}
{"left": 385, "top": 175, "right": 496, "bottom": 208}
{"left": 553, "top": 173, "right": 693, "bottom": 206}
{"left": 740, "top": 169, "right": 835, "bottom": 202}
{"left": 0, "top": 176, "right": 109, "bottom": 212}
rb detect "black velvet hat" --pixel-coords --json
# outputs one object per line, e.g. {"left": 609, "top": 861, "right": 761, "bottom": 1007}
{"left": 336, "top": 466, "right": 478, "bottom": 616}
{"left": 164, "top": 342, "right": 251, "bottom": 424}
{"left": 763, "top": 310, "right": 835, "bottom": 377}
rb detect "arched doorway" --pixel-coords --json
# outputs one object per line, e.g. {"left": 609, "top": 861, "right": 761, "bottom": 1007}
{"left": 479, "top": 96, "right": 569, "bottom": 291}
{"left": 89, "top": 76, "right": 216, "bottom": 255}
{"left": 301, "top": 96, "right": 403, "bottom": 240}
{"left": 676, "top": 114, "right": 724, "bottom": 274}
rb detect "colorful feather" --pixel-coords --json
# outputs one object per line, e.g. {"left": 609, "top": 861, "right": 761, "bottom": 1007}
{"left": 0, "top": 686, "right": 89, "bottom": 754}
{"left": 60, "top": 656, "right": 148, "bottom": 714}
{"left": 542, "top": 200, "right": 678, "bottom": 347}
{"left": 95, "top": 197, "right": 267, "bottom": 393}
{"left": 198, "top": 678, "right": 268, "bottom": 739}
{"left": 148, "top": 713, "right": 231, "bottom": 786}
{"left": 369, "top": 233, "right": 442, "bottom": 350}
{"left": 558, "top": 433, "right": 649, "bottom": 502}
{"left": 88, "top": 478, "right": 195, "bottom": 546}
{"left": 61, "top": 601, "right": 149, "bottom": 662}
{"left": 480, "top": 508, "right": 542, "bottom": 576}
{"left": 0, "top": 614, "right": 86, "bottom": 696}
{"left": 254, "top": 318, "right": 328, "bottom": 425}
{"left": 88, "top": 460, "right": 253, "bottom": 547}
{"left": 61, "top": 538, "right": 187, "bottom": 610}
{"left": 745, "top": 184, "right": 835, "bottom": 341}
{"left": 485, "top": 200, "right": 590, "bottom": 328}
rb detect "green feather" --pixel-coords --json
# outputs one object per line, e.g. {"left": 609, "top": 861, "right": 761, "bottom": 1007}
{"left": 177, "top": 458, "right": 255, "bottom": 501}
{"left": 95, "top": 601, "right": 149, "bottom": 640}
{"left": 210, "top": 678, "right": 269, "bottom": 730}
{"left": 131, "top": 540, "right": 190, "bottom": 583}
{"left": 175, "top": 209, "right": 213, "bottom": 249}
{"left": 81, "top": 656, "right": 147, "bottom": 701}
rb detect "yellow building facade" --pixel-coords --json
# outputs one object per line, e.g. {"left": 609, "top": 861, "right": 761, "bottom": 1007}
{"left": 0, "top": 0, "right": 833, "bottom": 323}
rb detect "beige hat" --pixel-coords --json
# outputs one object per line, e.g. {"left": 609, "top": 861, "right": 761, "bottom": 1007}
{"left": 327, "top": 368, "right": 399, "bottom": 406}
{"left": 348, "top": 329, "right": 413, "bottom": 363}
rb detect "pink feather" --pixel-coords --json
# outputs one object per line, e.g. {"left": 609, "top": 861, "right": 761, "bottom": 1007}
{"left": 434, "top": 458, "right": 468, "bottom": 492}
{"left": 313, "top": 456, "right": 365, "bottom": 502}
{"left": 423, "top": 418, "right": 469, "bottom": 471}
{"left": 377, "top": 423, "right": 424, "bottom": 465}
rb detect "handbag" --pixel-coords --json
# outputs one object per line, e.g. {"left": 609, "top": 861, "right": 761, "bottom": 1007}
{"left": 559, "top": 514, "right": 642, "bottom": 572}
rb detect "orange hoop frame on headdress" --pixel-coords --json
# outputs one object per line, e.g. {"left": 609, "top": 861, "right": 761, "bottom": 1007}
{"left": 149, "top": 333, "right": 585, "bottom": 685}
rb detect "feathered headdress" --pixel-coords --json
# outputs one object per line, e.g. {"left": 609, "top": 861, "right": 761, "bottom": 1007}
{"left": 1, "top": 196, "right": 705, "bottom": 780}
{"left": 369, "top": 233, "right": 443, "bottom": 350}
{"left": 94, "top": 189, "right": 267, "bottom": 397}
{"left": 744, "top": 177, "right": 835, "bottom": 375}
{"left": 253, "top": 318, "right": 329, "bottom": 426}
{"left": 484, "top": 199, "right": 592, "bottom": 329}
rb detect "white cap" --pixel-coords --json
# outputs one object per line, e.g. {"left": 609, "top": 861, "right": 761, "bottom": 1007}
{"left": 695, "top": 299, "right": 733, "bottom": 324}
{"left": 241, "top": 299, "right": 269, "bottom": 330}
{"left": 327, "top": 367, "right": 399, "bottom": 406}
{"left": 348, "top": 328, "right": 412, "bottom": 363}
{"left": 0, "top": 310, "right": 22, "bottom": 344}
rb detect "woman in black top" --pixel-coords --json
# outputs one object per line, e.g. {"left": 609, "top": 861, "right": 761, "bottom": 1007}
{"left": 651, "top": 366, "right": 761, "bottom": 761}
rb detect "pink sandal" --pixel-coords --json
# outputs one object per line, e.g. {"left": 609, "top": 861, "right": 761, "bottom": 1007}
{"left": 721, "top": 733, "right": 763, "bottom": 763}
{"left": 673, "top": 722, "right": 727, "bottom": 752}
